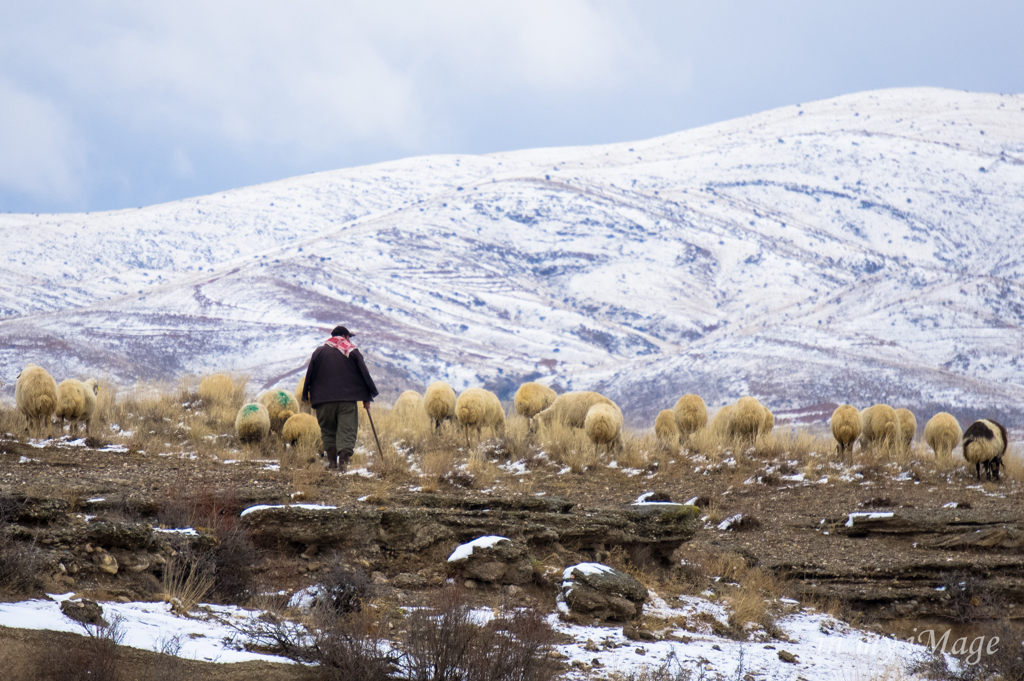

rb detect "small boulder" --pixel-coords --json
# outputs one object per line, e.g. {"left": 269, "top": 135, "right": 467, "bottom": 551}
{"left": 560, "top": 563, "right": 647, "bottom": 621}
{"left": 60, "top": 598, "right": 107, "bottom": 627}
{"left": 93, "top": 551, "right": 119, "bottom": 575}
{"left": 446, "top": 536, "right": 533, "bottom": 586}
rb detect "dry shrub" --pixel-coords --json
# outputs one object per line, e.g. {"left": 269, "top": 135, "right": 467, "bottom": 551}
{"left": 468, "top": 450, "right": 498, "bottom": 489}
{"left": 163, "top": 550, "right": 213, "bottom": 613}
{"left": 0, "top": 532, "right": 45, "bottom": 595}
{"left": 616, "top": 431, "right": 653, "bottom": 470}
{"left": 754, "top": 428, "right": 830, "bottom": 462}
{"left": 539, "top": 421, "right": 596, "bottom": 473}
{"left": 32, "top": 614, "right": 128, "bottom": 681}
{"left": 421, "top": 448, "right": 457, "bottom": 492}
{"left": 369, "top": 441, "right": 411, "bottom": 480}
{"left": 402, "top": 587, "right": 558, "bottom": 681}
{"left": 496, "top": 416, "right": 535, "bottom": 461}
{"left": 0, "top": 400, "right": 27, "bottom": 438}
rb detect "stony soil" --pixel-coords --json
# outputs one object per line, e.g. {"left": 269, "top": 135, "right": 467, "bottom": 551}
{"left": 2, "top": 433, "right": 1023, "bottom": 679}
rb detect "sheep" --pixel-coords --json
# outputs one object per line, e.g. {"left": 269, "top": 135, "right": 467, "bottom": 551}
{"left": 259, "top": 389, "right": 300, "bottom": 433}
{"left": 55, "top": 378, "right": 99, "bottom": 436}
{"left": 709, "top": 404, "right": 735, "bottom": 436}
{"left": 533, "top": 391, "right": 618, "bottom": 432}
{"left": 673, "top": 394, "right": 708, "bottom": 438}
{"left": 455, "top": 387, "right": 506, "bottom": 444}
{"left": 15, "top": 364, "right": 58, "bottom": 438}
{"left": 198, "top": 373, "right": 234, "bottom": 405}
{"left": 424, "top": 381, "right": 457, "bottom": 429}
{"left": 961, "top": 418, "right": 1008, "bottom": 481}
{"left": 235, "top": 402, "right": 270, "bottom": 443}
{"left": 924, "top": 412, "right": 962, "bottom": 462}
{"left": 830, "top": 404, "right": 862, "bottom": 459}
{"left": 654, "top": 409, "right": 679, "bottom": 447}
{"left": 728, "top": 396, "right": 769, "bottom": 442}
{"left": 282, "top": 412, "right": 322, "bottom": 453}
{"left": 895, "top": 408, "right": 917, "bottom": 452}
{"left": 392, "top": 390, "right": 429, "bottom": 430}
{"left": 860, "top": 404, "right": 903, "bottom": 455}
{"left": 293, "top": 374, "right": 312, "bottom": 414}
{"left": 585, "top": 403, "right": 623, "bottom": 456}
{"left": 514, "top": 382, "right": 558, "bottom": 421}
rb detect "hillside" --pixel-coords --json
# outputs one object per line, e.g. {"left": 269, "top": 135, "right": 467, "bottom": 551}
{"left": 2, "top": 87, "right": 1023, "bottom": 426}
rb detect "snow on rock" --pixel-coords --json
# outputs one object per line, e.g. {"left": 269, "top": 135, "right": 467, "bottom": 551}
{"left": 448, "top": 536, "right": 510, "bottom": 562}
{"left": 240, "top": 503, "right": 338, "bottom": 517}
{"left": 845, "top": 511, "right": 894, "bottom": 528}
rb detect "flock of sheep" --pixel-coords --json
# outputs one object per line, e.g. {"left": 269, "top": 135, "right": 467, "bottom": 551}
{"left": 11, "top": 365, "right": 1012, "bottom": 481}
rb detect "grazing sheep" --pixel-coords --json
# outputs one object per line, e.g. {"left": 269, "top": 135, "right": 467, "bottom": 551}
{"left": 259, "top": 389, "right": 300, "bottom": 432}
{"left": 673, "top": 394, "right": 708, "bottom": 438}
{"left": 15, "top": 364, "right": 58, "bottom": 438}
{"left": 424, "top": 381, "right": 457, "bottom": 429}
{"left": 392, "top": 390, "right": 428, "bottom": 430}
{"left": 235, "top": 403, "right": 270, "bottom": 443}
{"left": 585, "top": 403, "right": 623, "bottom": 455}
{"left": 455, "top": 388, "right": 506, "bottom": 444}
{"left": 709, "top": 404, "right": 735, "bottom": 436}
{"left": 729, "top": 396, "right": 769, "bottom": 442}
{"left": 533, "top": 391, "right": 617, "bottom": 431}
{"left": 654, "top": 409, "right": 679, "bottom": 447}
{"left": 830, "top": 404, "right": 862, "bottom": 459}
{"left": 924, "top": 412, "right": 962, "bottom": 462}
{"left": 514, "top": 382, "right": 558, "bottom": 421}
{"left": 860, "top": 404, "right": 903, "bottom": 454}
{"left": 961, "top": 419, "right": 1008, "bottom": 481}
{"left": 293, "top": 374, "right": 312, "bottom": 414}
{"left": 282, "top": 413, "right": 322, "bottom": 452}
{"left": 895, "top": 408, "right": 917, "bottom": 451}
{"left": 198, "top": 373, "right": 234, "bottom": 405}
{"left": 55, "top": 378, "right": 100, "bottom": 436}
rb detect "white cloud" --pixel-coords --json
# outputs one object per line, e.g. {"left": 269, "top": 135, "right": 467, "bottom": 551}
{"left": 0, "top": 80, "right": 84, "bottom": 204}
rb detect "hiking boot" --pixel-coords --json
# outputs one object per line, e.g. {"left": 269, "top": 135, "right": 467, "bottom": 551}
{"left": 338, "top": 449, "right": 354, "bottom": 472}
{"left": 325, "top": 447, "right": 338, "bottom": 470}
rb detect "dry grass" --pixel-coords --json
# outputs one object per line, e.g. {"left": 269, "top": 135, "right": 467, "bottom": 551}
{"left": 539, "top": 421, "right": 597, "bottom": 473}
{"left": 162, "top": 553, "right": 214, "bottom": 614}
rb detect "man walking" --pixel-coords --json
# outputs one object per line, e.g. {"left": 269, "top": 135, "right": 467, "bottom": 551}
{"left": 301, "top": 325, "right": 379, "bottom": 471}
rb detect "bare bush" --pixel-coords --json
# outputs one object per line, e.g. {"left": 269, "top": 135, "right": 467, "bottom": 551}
{"left": 0, "top": 533, "right": 45, "bottom": 595}
{"left": 32, "top": 614, "right": 128, "bottom": 681}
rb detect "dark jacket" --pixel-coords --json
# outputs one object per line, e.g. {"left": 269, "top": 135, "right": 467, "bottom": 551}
{"left": 301, "top": 344, "right": 379, "bottom": 407}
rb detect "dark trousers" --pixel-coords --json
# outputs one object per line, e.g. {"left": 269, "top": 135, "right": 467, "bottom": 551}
{"left": 315, "top": 401, "right": 359, "bottom": 452}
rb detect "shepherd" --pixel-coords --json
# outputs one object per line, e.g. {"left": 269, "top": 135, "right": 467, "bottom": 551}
{"left": 301, "top": 325, "right": 379, "bottom": 471}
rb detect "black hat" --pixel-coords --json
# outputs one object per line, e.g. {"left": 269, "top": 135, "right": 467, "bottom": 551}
{"left": 331, "top": 325, "right": 355, "bottom": 337}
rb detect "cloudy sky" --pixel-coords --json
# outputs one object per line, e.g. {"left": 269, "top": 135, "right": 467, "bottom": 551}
{"left": 2, "top": 1, "right": 1022, "bottom": 214}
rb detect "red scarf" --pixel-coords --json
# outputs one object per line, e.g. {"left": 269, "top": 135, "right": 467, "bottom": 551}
{"left": 325, "top": 336, "right": 357, "bottom": 357}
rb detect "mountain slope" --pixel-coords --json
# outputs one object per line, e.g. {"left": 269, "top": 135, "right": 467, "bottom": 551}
{"left": 3, "top": 87, "right": 1023, "bottom": 426}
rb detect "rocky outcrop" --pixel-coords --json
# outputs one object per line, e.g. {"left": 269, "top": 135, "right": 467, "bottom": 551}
{"left": 240, "top": 495, "right": 700, "bottom": 564}
{"left": 447, "top": 537, "right": 533, "bottom": 585}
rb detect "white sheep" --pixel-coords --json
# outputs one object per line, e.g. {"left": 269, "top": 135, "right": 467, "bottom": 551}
{"left": 282, "top": 412, "right": 322, "bottom": 454}
{"left": 55, "top": 378, "right": 99, "bottom": 436}
{"left": 455, "top": 388, "right": 506, "bottom": 444}
{"left": 961, "top": 418, "right": 1008, "bottom": 481}
{"left": 860, "top": 404, "right": 903, "bottom": 455}
{"left": 585, "top": 403, "right": 623, "bottom": 456}
{"left": 654, "top": 409, "right": 679, "bottom": 447}
{"left": 533, "top": 391, "right": 618, "bottom": 431}
{"left": 924, "top": 412, "right": 962, "bottom": 462}
{"left": 709, "top": 404, "right": 735, "bottom": 436}
{"left": 895, "top": 408, "right": 917, "bottom": 452}
{"left": 259, "top": 389, "right": 299, "bottom": 433}
{"left": 392, "top": 390, "right": 429, "bottom": 430}
{"left": 830, "top": 404, "right": 862, "bottom": 459}
{"left": 514, "top": 382, "right": 558, "bottom": 420}
{"left": 728, "top": 396, "right": 769, "bottom": 442}
{"left": 424, "top": 381, "right": 457, "bottom": 429}
{"left": 15, "top": 364, "right": 58, "bottom": 438}
{"left": 198, "top": 373, "right": 234, "bottom": 406}
{"left": 673, "top": 394, "right": 708, "bottom": 438}
{"left": 235, "top": 402, "right": 270, "bottom": 443}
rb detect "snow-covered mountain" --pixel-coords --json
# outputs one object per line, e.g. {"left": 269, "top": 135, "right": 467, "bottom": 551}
{"left": 3, "top": 87, "right": 1023, "bottom": 427}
